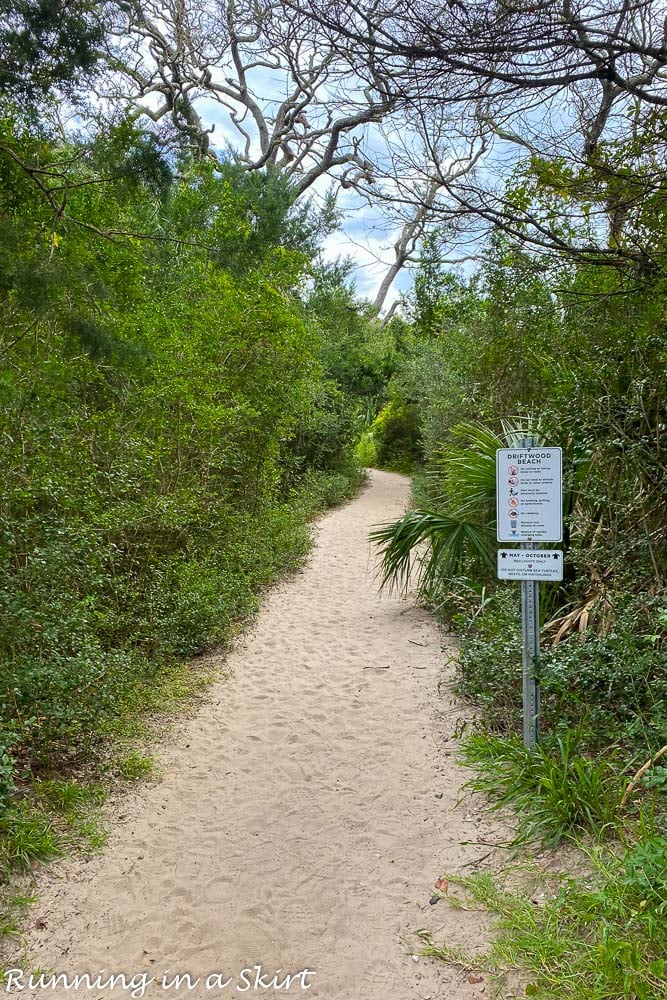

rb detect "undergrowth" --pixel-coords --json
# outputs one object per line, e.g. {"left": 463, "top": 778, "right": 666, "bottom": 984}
{"left": 460, "top": 730, "right": 625, "bottom": 847}
{"left": 421, "top": 583, "right": 667, "bottom": 998}
{"left": 0, "top": 467, "right": 364, "bottom": 962}
{"left": 419, "top": 838, "right": 667, "bottom": 1000}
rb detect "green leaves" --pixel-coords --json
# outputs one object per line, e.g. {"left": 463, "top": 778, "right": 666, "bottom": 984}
{"left": 460, "top": 730, "right": 623, "bottom": 847}
{"left": 371, "top": 508, "right": 495, "bottom": 596}
{"left": 429, "top": 840, "right": 667, "bottom": 1000}
{"left": 371, "top": 419, "right": 529, "bottom": 598}
{"left": 0, "top": 113, "right": 361, "bottom": 810}
{"left": 623, "top": 837, "right": 667, "bottom": 921}
{"left": 0, "top": 0, "right": 103, "bottom": 101}
{"left": 429, "top": 420, "right": 500, "bottom": 514}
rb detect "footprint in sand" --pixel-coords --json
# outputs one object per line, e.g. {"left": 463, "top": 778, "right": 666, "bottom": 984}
{"left": 13, "top": 472, "right": 502, "bottom": 1000}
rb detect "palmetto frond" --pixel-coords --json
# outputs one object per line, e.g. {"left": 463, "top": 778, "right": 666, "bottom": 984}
{"left": 429, "top": 421, "right": 501, "bottom": 517}
{"left": 372, "top": 419, "right": 538, "bottom": 596}
{"left": 370, "top": 509, "right": 495, "bottom": 595}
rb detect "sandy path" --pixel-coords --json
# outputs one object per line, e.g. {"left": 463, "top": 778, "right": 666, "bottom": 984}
{"left": 13, "top": 470, "right": 503, "bottom": 1000}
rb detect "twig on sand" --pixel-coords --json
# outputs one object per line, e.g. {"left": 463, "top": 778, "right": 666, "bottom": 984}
{"left": 621, "top": 744, "right": 667, "bottom": 807}
{"left": 459, "top": 851, "right": 494, "bottom": 869}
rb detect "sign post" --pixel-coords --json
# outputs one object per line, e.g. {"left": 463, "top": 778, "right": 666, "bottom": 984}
{"left": 496, "top": 437, "right": 563, "bottom": 754}
{"left": 520, "top": 534, "right": 541, "bottom": 752}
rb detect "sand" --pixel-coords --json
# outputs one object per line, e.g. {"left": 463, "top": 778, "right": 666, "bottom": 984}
{"left": 9, "top": 470, "right": 507, "bottom": 999}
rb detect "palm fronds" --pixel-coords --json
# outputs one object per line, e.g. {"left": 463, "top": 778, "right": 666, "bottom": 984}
{"left": 429, "top": 421, "right": 501, "bottom": 515}
{"left": 371, "top": 418, "right": 540, "bottom": 597}
{"left": 370, "top": 508, "right": 495, "bottom": 595}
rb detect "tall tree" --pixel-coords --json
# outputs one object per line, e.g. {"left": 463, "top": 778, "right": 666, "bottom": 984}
{"left": 101, "top": 0, "right": 395, "bottom": 189}
{"left": 290, "top": 0, "right": 667, "bottom": 272}
{"left": 96, "top": 0, "right": 485, "bottom": 304}
{"left": 0, "top": 0, "right": 103, "bottom": 100}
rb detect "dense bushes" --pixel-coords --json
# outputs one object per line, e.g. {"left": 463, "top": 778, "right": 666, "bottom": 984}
{"left": 362, "top": 398, "right": 421, "bottom": 472}
{"left": 381, "top": 229, "right": 667, "bottom": 1000}
{"left": 373, "top": 234, "right": 666, "bottom": 870}
{"left": 0, "top": 119, "right": 372, "bottom": 814}
{"left": 453, "top": 591, "right": 667, "bottom": 757}
{"left": 303, "top": 264, "right": 410, "bottom": 472}
{"left": 378, "top": 243, "right": 666, "bottom": 763}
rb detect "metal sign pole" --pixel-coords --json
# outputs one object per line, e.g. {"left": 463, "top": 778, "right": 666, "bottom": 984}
{"left": 496, "top": 438, "right": 561, "bottom": 752}
{"left": 519, "top": 435, "right": 540, "bottom": 752}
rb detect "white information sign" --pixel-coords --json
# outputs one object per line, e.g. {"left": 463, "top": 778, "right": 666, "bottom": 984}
{"left": 497, "top": 549, "right": 563, "bottom": 581}
{"left": 496, "top": 448, "right": 562, "bottom": 542}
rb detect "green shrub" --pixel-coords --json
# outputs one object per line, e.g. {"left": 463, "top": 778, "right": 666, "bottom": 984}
{"left": 452, "top": 589, "right": 523, "bottom": 731}
{"left": 369, "top": 398, "right": 421, "bottom": 472}
{"left": 296, "top": 467, "right": 365, "bottom": 513}
{"left": 453, "top": 590, "right": 666, "bottom": 755}
{"left": 284, "top": 380, "right": 359, "bottom": 480}
{"left": 0, "top": 732, "right": 18, "bottom": 811}
{"left": 354, "top": 429, "right": 378, "bottom": 467}
{"left": 539, "top": 597, "right": 667, "bottom": 753}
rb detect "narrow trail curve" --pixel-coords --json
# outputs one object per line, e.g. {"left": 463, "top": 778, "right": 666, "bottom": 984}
{"left": 18, "top": 470, "right": 503, "bottom": 1000}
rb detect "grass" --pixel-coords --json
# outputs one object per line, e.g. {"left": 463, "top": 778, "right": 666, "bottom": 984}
{"left": 459, "top": 729, "right": 624, "bottom": 846}
{"left": 115, "top": 751, "right": 159, "bottom": 782}
{"left": 0, "top": 779, "right": 108, "bottom": 878}
{"left": 0, "top": 805, "right": 64, "bottom": 876}
{"left": 0, "top": 658, "right": 210, "bottom": 887}
{"left": 0, "top": 890, "right": 33, "bottom": 939}
{"left": 104, "top": 653, "right": 221, "bottom": 742}
{"left": 419, "top": 839, "right": 667, "bottom": 1000}
{"left": 418, "top": 720, "right": 667, "bottom": 998}
{"left": 34, "top": 779, "right": 108, "bottom": 853}
{"left": 0, "top": 888, "right": 34, "bottom": 979}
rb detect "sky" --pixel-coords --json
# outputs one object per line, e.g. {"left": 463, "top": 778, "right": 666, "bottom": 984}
{"left": 320, "top": 197, "right": 413, "bottom": 307}
{"left": 190, "top": 83, "right": 421, "bottom": 312}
